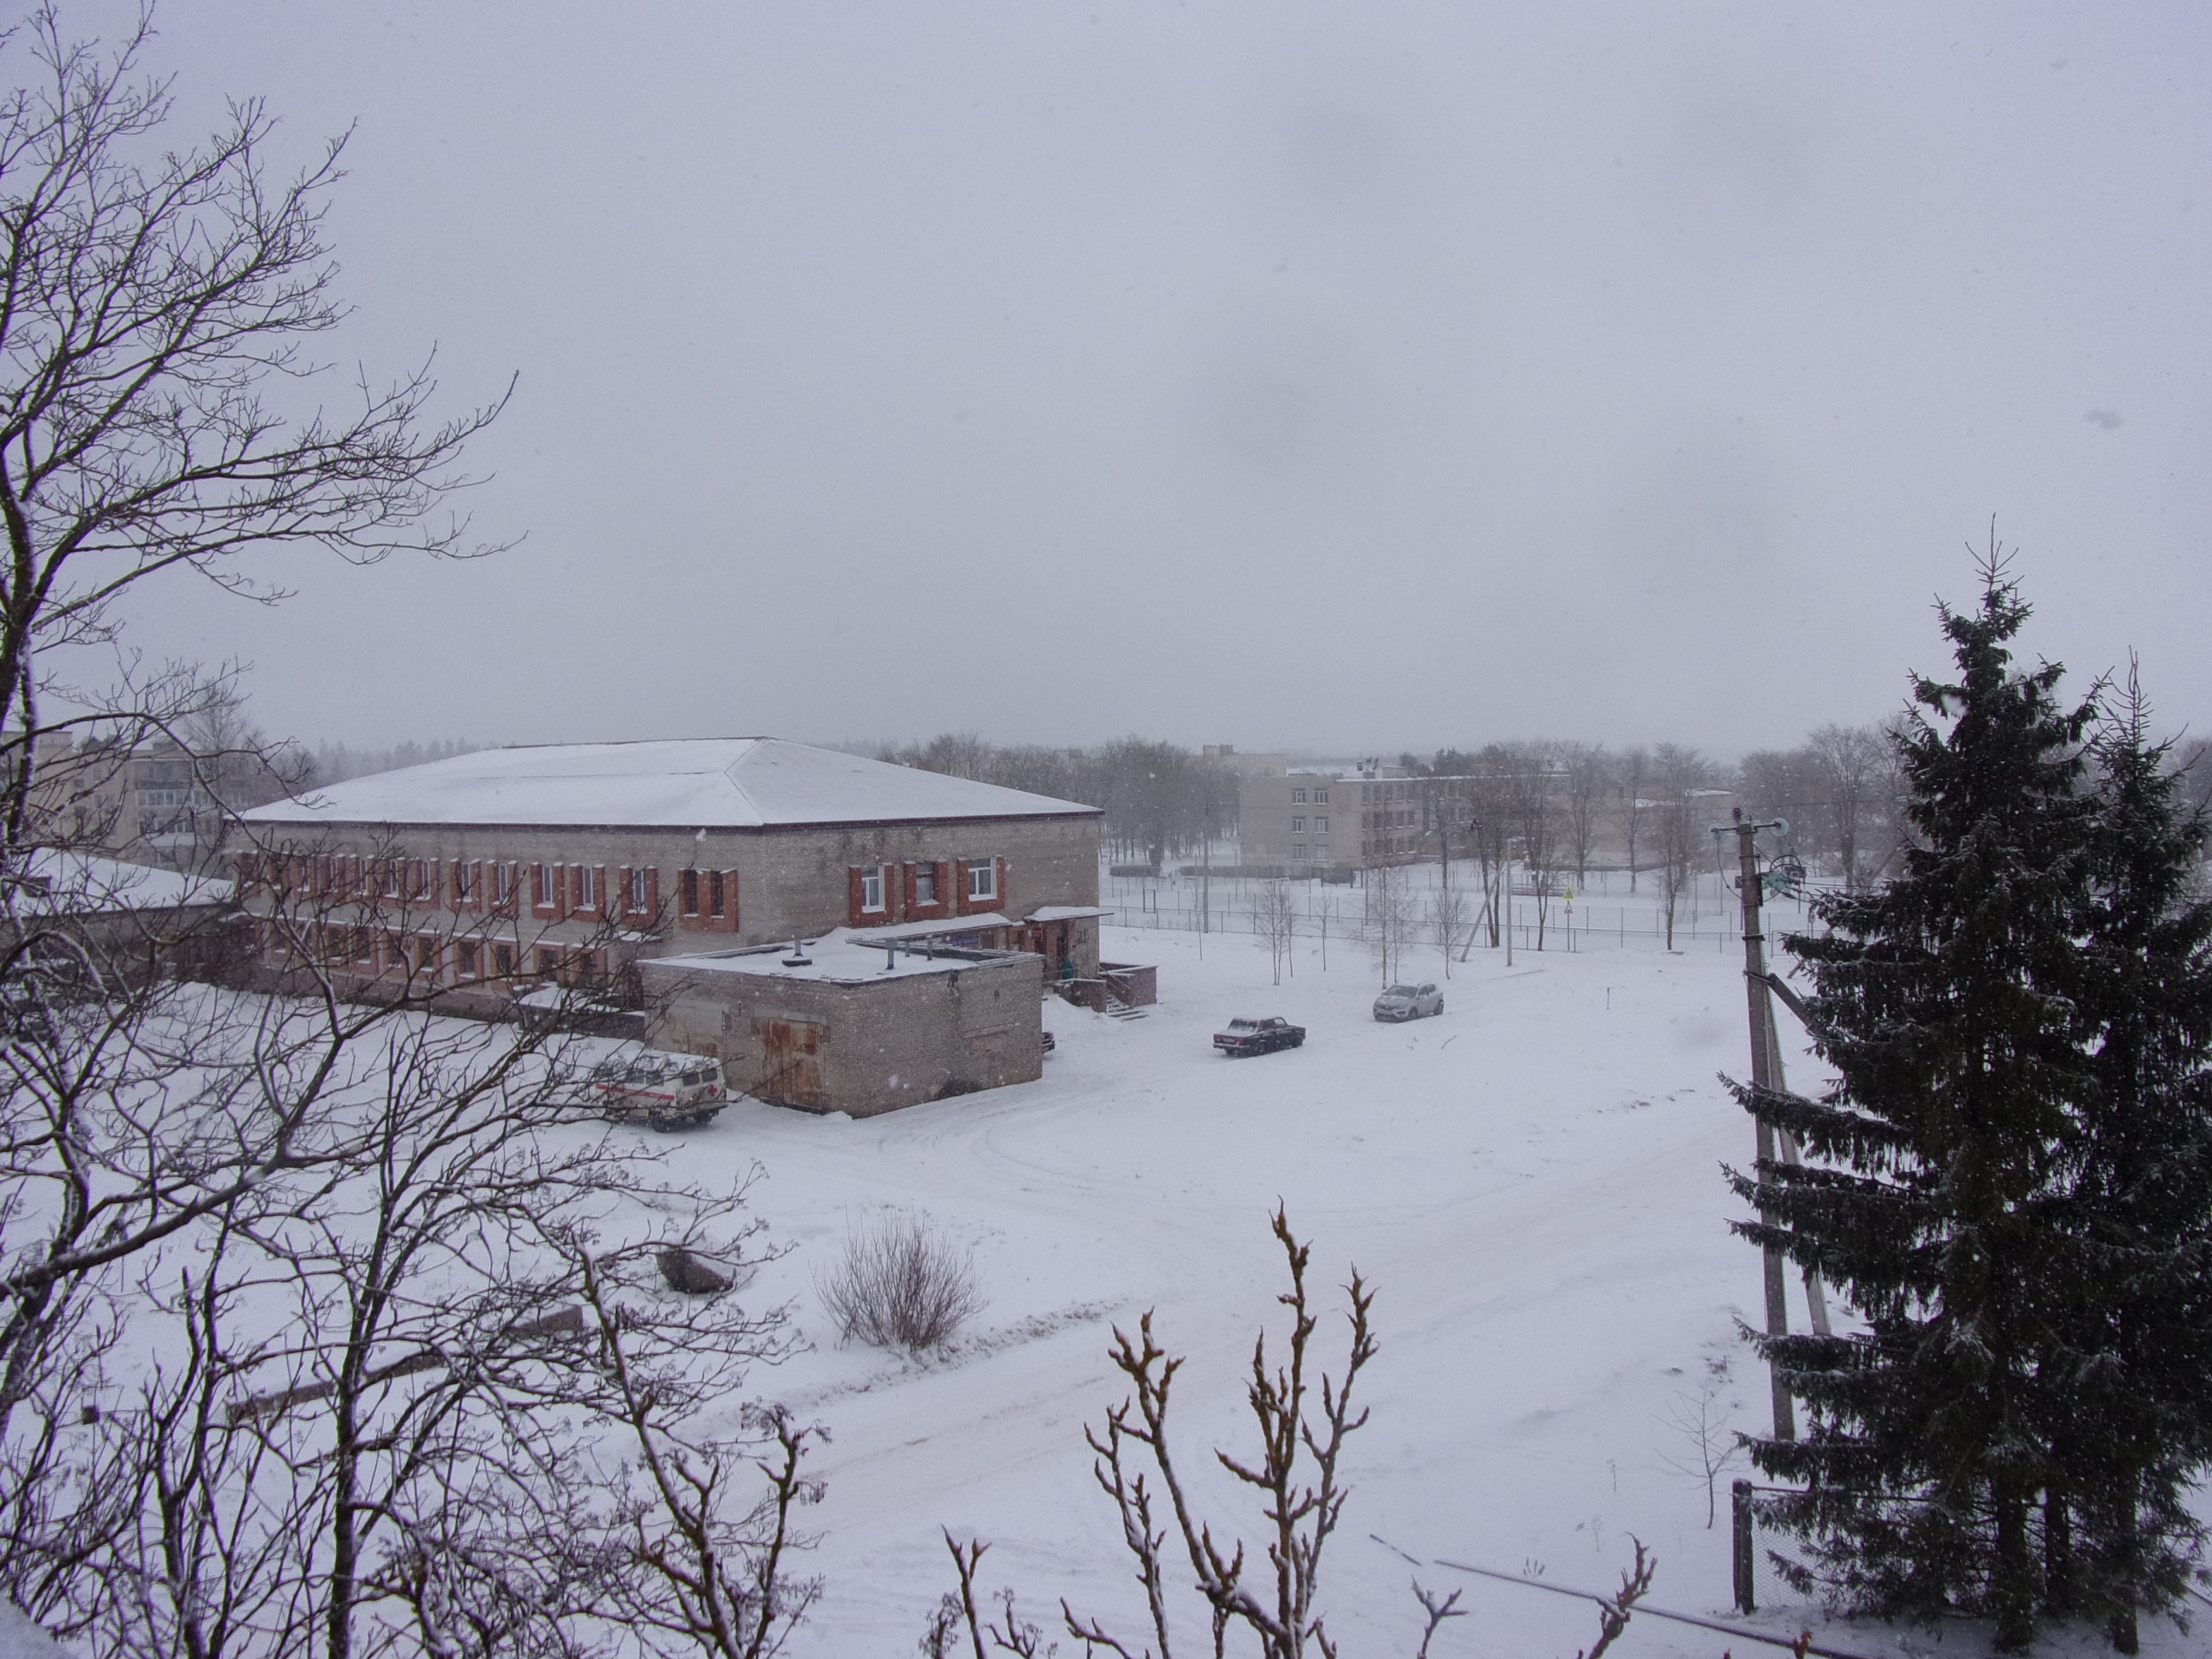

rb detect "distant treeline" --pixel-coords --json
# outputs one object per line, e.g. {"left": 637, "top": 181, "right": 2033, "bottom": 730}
{"left": 1395, "top": 728, "right": 1911, "bottom": 895}
{"left": 309, "top": 738, "right": 482, "bottom": 787}
{"left": 877, "top": 735, "right": 1236, "bottom": 866}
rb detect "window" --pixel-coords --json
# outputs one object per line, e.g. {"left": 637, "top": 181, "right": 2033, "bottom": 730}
{"left": 966, "top": 859, "right": 997, "bottom": 902}
{"left": 1314, "top": 816, "right": 1328, "bottom": 833}
{"left": 456, "top": 941, "right": 480, "bottom": 981}
{"left": 492, "top": 861, "right": 515, "bottom": 909}
{"left": 453, "top": 861, "right": 474, "bottom": 903}
{"left": 534, "top": 863, "right": 558, "bottom": 911}
{"left": 860, "top": 865, "right": 885, "bottom": 912}
{"left": 574, "top": 865, "right": 598, "bottom": 910}
{"left": 1292, "top": 787, "right": 1307, "bottom": 804}
{"left": 680, "top": 869, "right": 700, "bottom": 917}
{"left": 1291, "top": 816, "right": 1306, "bottom": 833}
{"left": 382, "top": 860, "right": 402, "bottom": 898}
{"left": 1314, "top": 788, "right": 1328, "bottom": 805}
{"left": 706, "top": 869, "right": 726, "bottom": 919}
{"left": 914, "top": 865, "right": 937, "bottom": 905}
{"left": 1293, "top": 844, "right": 1307, "bottom": 861}
{"left": 628, "top": 866, "right": 650, "bottom": 913}
{"left": 492, "top": 942, "right": 516, "bottom": 979}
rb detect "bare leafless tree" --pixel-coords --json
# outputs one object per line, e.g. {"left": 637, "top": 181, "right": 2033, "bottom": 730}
{"left": 566, "top": 1241, "right": 824, "bottom": 1659}
{"left": 1616, "top": 747, "right": 1651, "bottom": 894}
{"left": 0, "top": 819, "right": 829, "bottom": 1659}
{"left": 1363, "top": 862, "right": 1416, "bottom": 986}
{"left": 1656, "top": 1372, "right": 1744, "bottom": 1529}
{"left": 1430, "top": 886, "right": 1472, "bottom": 977}
{"left": 1253, "top": 879, "right": 1298, "bottom": 984}
{"left": 1557, "top": 742, "right": 1610, "bottom": 888}
{"left": 1805, "top": 723, "right": 1886, "bottom": 893}
{"left": 1498, "top": 742, "right": 1564, "bottom": 948}
{"left": 924, "top": 1211, "right": 1654, "bottom": 1659}
{"left": 1063, "top": 1206, "right": 1377, "bottom": 1659}
{"left": 0, "top": 2, "right": 507, "bottom": 863}
{"left": 1650, "top": 745, "right": 1710, "bottom": 950}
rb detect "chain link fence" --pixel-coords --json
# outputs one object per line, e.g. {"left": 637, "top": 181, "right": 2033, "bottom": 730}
{"left": 1733, "top": 1480, "right": 1824, "bottom": 1614}
{"left": 1100, "top": 864, "right": 1828, "bottom": 958}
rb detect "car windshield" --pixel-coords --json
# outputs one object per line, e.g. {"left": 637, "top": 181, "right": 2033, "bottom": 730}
{"left": 1383, "top": 985, "right": 1417, "bottom": 997}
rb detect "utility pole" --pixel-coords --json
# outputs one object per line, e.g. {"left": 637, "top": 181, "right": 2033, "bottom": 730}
{"left": 1504, "top": 845, "right": 1514, "bottom": 968}
{"left": 1762, "top": 1000, "right": 1833, "bottom": 1338}
{"left": 1717, "top": 807, "right": 1796, "bottom": 1442}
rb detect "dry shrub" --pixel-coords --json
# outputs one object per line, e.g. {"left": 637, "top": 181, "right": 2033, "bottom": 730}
{"left": 819, "top": 1211, "right": 983, "bottom": 1353}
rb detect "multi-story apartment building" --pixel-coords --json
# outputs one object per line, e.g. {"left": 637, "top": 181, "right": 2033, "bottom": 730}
{"left": 29, "top": 735, "right": 221, "bottom": 869}
{"left": 1237, "top": 763, "right": 1474, "bottom": 873}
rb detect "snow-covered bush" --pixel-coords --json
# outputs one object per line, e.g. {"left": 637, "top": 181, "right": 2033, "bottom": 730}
{"left": 819, "top": 1211, "right": 982, "bottom": 1353}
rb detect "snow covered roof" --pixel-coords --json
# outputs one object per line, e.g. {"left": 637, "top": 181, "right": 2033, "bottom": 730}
{"left": 1025, "top": 905, "right": 1110, "bottom": 921}
{"left": 14, "top": 849, "right": 228, "bottom": 914}
{"left": 642, "top": 928, "right": 1023, "bottom": 985}
{"left": 850, "top": 912, "right": 1013, "bottom": 942}
{"left": 240, "top": 739, "right": 1102, "bottom": 831}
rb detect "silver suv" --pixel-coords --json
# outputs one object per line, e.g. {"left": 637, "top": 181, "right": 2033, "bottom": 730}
{"left": 1372, "top": 982, "right": 1442, "bottom": 1022}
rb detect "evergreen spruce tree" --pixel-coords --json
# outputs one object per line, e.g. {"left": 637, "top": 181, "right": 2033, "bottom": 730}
{"left": 1729, "top": 558, "right": 2099, "bottom": 1649}
{"left": 2038, "top": 668, "right": 2212, "bottom": 1652}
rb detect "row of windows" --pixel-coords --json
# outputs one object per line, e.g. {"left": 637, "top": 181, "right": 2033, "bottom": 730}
{"left": 274, "top": 921, "right": 606, "bottom": 989}
{"left": 854, "top": 858, "right": 995, "bottom": 915}
{"left": 239, "top": 853, "right": 737, "bottom": 930}
{"left": 1289, "top": 816, "right": 1329, "bottom": 834}
{"left": 1289, "top": 786, "right": 1331, "bottom": 805}
{"left": 1290, "top": 842, "right": 1330, "bottom": 861}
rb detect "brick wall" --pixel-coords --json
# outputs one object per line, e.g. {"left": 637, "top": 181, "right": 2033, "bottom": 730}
{"left": 643, "top": 949, "right": 1044, "bottom": 1117}
{"left": 236, "top": 814, "right": 1102, "bottom": 970}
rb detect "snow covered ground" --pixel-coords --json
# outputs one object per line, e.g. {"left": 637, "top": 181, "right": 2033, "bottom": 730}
{"left": 646, "top": 923, "right": 2204, "bottom": 1658}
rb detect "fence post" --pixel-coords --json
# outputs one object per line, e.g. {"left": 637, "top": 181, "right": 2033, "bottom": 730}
{"left": 1731, "top": 1479, "right": 1757, "bottom": 1614}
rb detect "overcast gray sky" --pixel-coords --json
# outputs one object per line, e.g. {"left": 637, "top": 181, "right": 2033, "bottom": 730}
{"left": 102, "top": 1, "right": 2212, "bottom": 757}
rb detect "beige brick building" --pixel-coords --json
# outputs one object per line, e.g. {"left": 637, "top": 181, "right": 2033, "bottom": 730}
{"left": 236, "top": 738, "right": 1106, "bottom": 1014}
{"left": 1242, "top": 763, "right": 1452, "bottom": 873}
